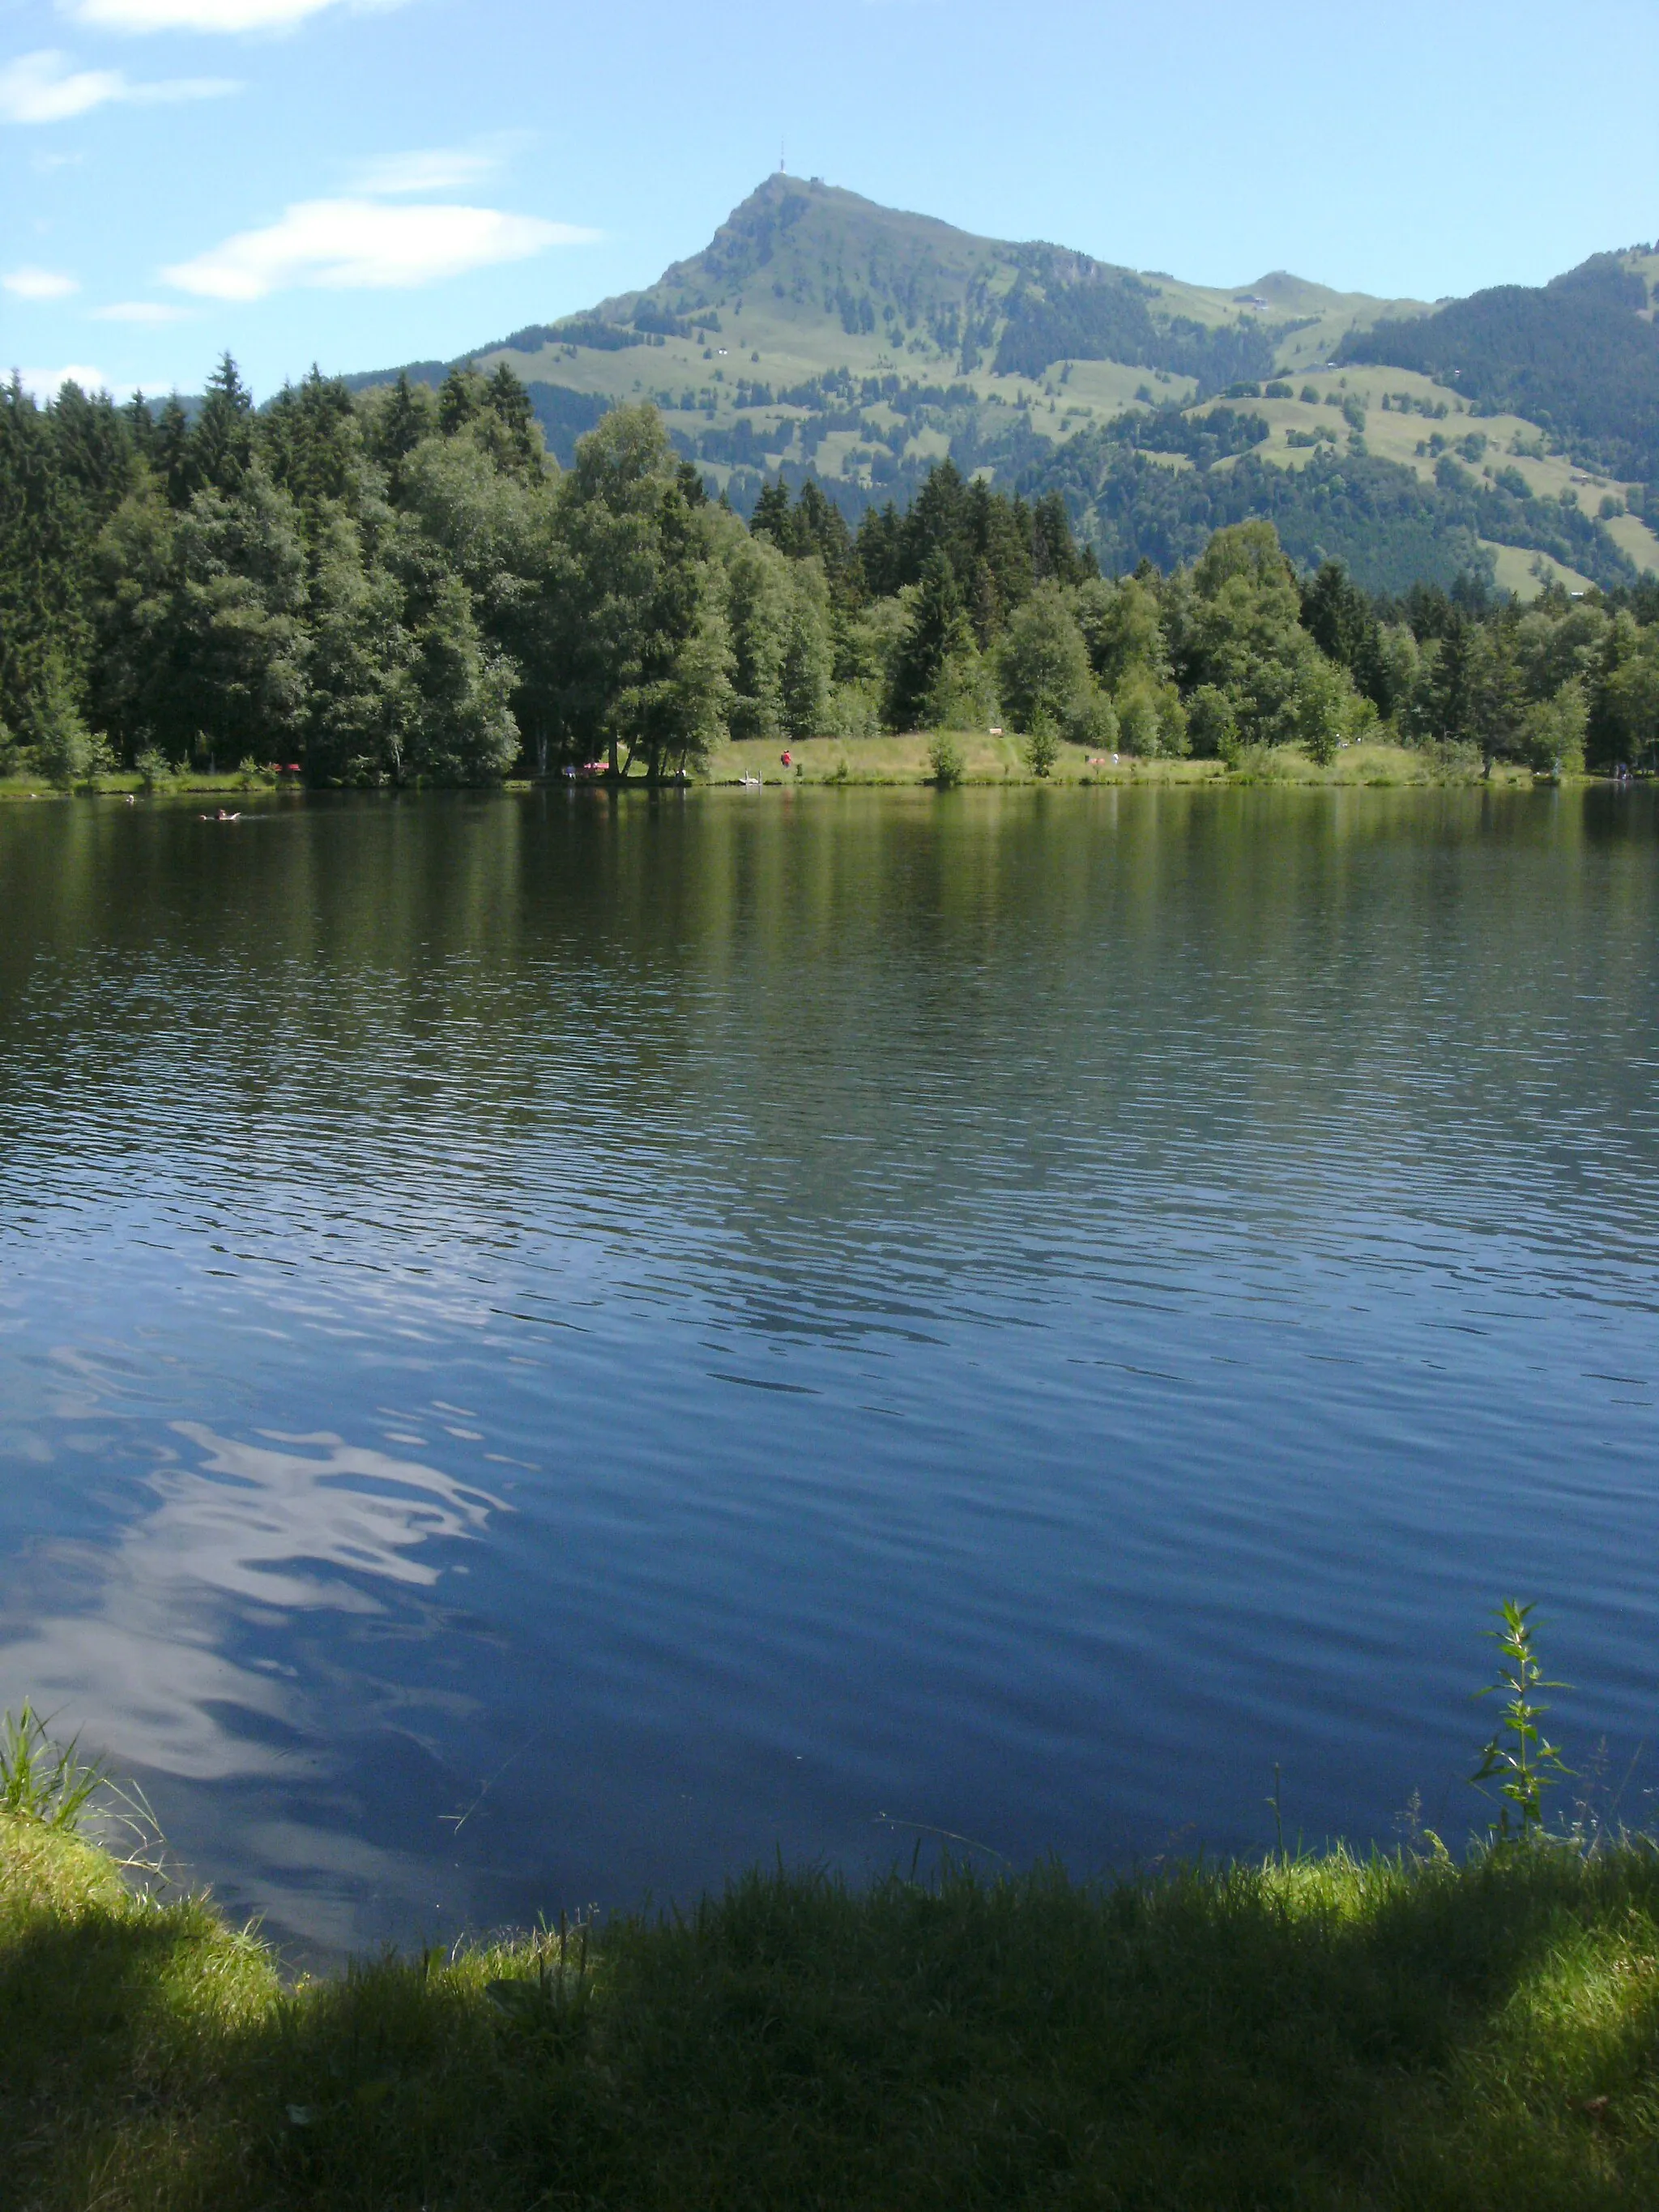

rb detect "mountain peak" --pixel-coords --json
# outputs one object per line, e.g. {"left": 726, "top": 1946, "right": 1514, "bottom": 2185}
{"left": 611, "top": 172, "right": 1003, "bottom": 329}
{"left": 350, "top": 177, "right": 1659, "bottom": 597}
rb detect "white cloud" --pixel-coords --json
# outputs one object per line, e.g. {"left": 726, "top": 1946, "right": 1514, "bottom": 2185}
{"left": 163, "top": 198, "right": 596, "bottom": 301}
{"left": 0, "top": 49, "right": 237, "bottom": 123}
{"left": 350, "top": 146, "right": 501, "bottom": 196}
{"left": 70, "top": 0, "right": 356, "bottom": 30}
{"left": 4, "top": 265, "right": 79, "bottom": 299}
{"left": 0, "top": 51, "right": 119, "bottom": 121}
{"left": 93, "top": 298, "right": 194, "bottom": 321}
{"left": 19, "top": 363, "right": 119, "bottom": 399}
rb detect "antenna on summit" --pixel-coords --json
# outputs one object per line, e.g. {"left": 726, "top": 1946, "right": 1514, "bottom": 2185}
{"left": 779, "top": 140, "right": 786, "bottom": 174}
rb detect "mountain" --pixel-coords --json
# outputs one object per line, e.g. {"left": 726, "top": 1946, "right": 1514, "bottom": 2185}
{"left": 1337, "top": 249, "right": 1659, "bottom": 484}
{"left": 349, "top": 176, "right": 1659, "bottom": 599}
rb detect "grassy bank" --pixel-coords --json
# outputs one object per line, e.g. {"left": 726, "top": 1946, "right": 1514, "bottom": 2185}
{"left": 6, "top": 1814, "right": 1659, "bottom": 2210}
{"left": 704, "top": 734, "right": 1542, "bottom": 788}
{"left": 0, "top": 771, "right": 276, "bottom": 804}
{"left": 0, "top": 741, "right": 1571, "bottom": 802}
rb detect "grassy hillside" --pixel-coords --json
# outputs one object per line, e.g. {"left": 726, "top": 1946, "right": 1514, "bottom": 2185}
{"left": 348, "top": 177, "right": 1659, "bottom": 597}
{"left": 1338, "top": 249, "right": 1659, "bottom": 484}
{"left": 1063, "top": 365, "right": 1659, "bottom": 591}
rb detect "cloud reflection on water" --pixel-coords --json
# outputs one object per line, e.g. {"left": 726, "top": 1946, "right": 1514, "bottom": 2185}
{"left": 0, "top": 1422, "right": 501, "bottom": 1780}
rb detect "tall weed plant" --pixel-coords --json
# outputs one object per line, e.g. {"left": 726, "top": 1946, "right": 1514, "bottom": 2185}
{"left": 1471, "top": 1600, "right": 1572, "bottom": 1843}
{"left": 0, "top": 1703, "right": 105, "bottom": 1830}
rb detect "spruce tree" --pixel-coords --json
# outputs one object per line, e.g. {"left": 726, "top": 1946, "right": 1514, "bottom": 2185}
{"left": 50, "top": 382, "right": 138, "bottom": 531}
{"left": 1421, "top": 610, "right": 1480, "bottom": 745}
{"left": 437, "top": 363, "right": 486, "bottom": 438}
{"left": 124, "top": 393, "right": 156, "bottom": 459}
{"left": 375, "top": 373, "right": 434, "bottom": 467}
{"left": 855, "top": 501, "right": 904, "bottom": 599}
{"left": 902, "top": 459, "right": 971, "bottom": 583}
{"left": 750, "top": 478, "right": 793, "bottom": 548}
{"left": 192, "top": 353, "right": 254, "bottom": 495}
{"left": 795, "top": 478, "right": 859, "bottom": 601}
{"left": 1031, "top": 491, "right": 1084, "bottom": 585}
{"left": 485, "top": 364, "right": 542, "bottom": 473}
{"left": 262, "top": 369, "right": 360, "bottom": 517}
{"left": 885, "top": 551, "right": 970, "bottom": 730}
{"left": 155, "top": 396, "right": 194, "bottom": 508}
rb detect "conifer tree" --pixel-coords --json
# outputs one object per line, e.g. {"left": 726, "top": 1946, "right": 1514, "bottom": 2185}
{"left": 437, "top": 363, "right": 486, "bottom": 438}
{"left": 382, "top": 374, "right": 435, "bottom": 457}
{"left": 0, "top": 375, "right": 83, "bottom": 735}
{"left": 885, "top": 551, "right": 971, "bottom": 730}
{"left": 485, "top": 363, "right": 542, "bottom": 474}
{"left": 154, "top": 396, "right": 194, "bottom": 508}
{"left": 262, "top": 369, "right": 360, "bottom": 518}
{"left": 124, "top": 394, "right": 156, "bottom": 460}
{"left": 750, "top": 478, "right": 793, "bottom": 548}
{"left": 191, "top": 354, "right": 255, "bottom": 495}
{"left": 1031, "top": 490, "right": 1085, "bottom": 585}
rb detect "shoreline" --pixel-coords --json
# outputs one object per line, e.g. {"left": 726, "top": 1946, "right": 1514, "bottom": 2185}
{"left": 5, "top": 1811, "right": 1656, "bottom": 2207}
{"left": 0, "top": 737, "right": 1614, "bottom": 804}
{"left": 702, "top": 734, "right": 1557, "bottom": 790}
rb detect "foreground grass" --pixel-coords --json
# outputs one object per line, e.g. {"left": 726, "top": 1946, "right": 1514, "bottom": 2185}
{"left": 6, "top": 1817, "right": 1659, "bottom": 2209}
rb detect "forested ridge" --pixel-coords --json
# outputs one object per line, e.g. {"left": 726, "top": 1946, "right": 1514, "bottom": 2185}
{"left": 1339, "top": 254, "right": 1659, "bottom": 484}
{"left": 2, "top": 355, "right": 1657, "bottom": 792}
{"left": 989, "top": 262, "right": 1283, "bottom": 390}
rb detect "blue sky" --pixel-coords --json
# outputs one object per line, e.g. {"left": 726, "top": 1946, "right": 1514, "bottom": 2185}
{"left": 4, "top": 0, "right": 1657, "bottom": 403}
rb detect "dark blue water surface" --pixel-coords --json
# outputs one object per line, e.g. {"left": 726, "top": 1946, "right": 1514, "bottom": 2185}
{"left": 1, "top": 784, "right": 1656, "bottom": 1956}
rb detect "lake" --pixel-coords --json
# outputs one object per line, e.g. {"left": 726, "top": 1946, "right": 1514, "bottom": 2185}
{"left": 1, "top": 784, "right": 1655, "bottom": 1958}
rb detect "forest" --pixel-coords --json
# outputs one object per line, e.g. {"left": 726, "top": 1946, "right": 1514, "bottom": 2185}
{"left": 1339, "top": 252, "right": 1659, "bottom": 486}
{"left": 2, "top": 356, "right": 1657, "bottom": 790}
{"left": 990, "top": 260, "right": 1281, "bottom": 390}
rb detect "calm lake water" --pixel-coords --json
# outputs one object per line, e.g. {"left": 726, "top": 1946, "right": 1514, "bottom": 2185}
{"left": 1, "top": 784, "right": 1656, "bottom": 1956}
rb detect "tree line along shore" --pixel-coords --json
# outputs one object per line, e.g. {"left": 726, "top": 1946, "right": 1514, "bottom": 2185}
{"left": 2, "top": 357, "right": 1657, "bottom": 795}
